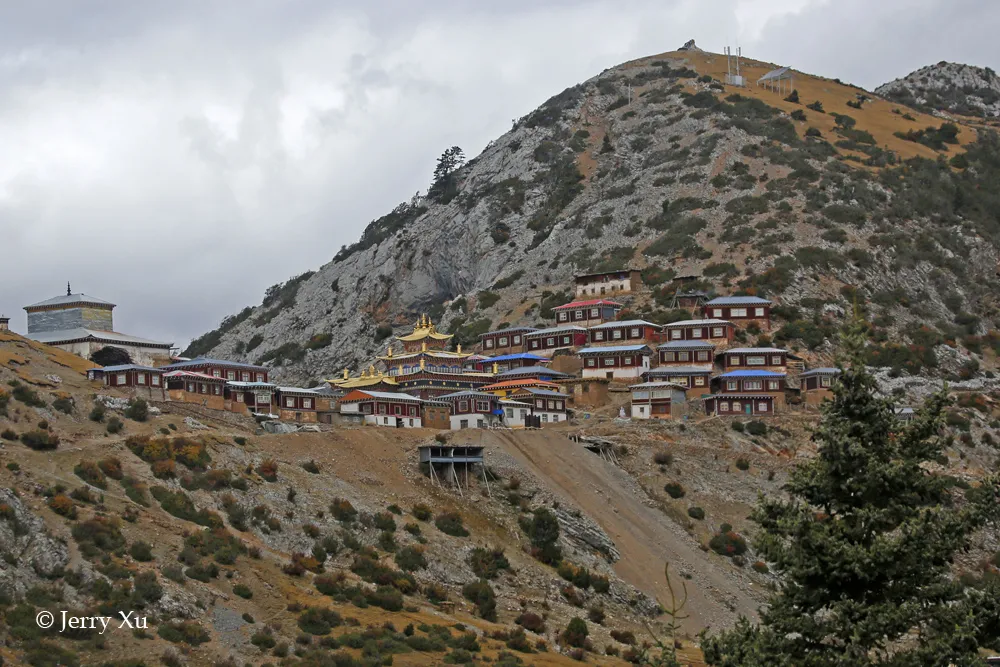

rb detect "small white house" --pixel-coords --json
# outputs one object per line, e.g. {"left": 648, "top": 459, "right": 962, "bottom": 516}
{"left": 629, "top": 382, "right": 688, "bottom": 420}
{"left": 338, "top": 390, "right": 424, "bottom": 427}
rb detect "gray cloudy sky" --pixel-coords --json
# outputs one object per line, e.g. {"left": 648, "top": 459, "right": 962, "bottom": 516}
{"left": 1, "top": 0, "right": 996, "bottom": 348}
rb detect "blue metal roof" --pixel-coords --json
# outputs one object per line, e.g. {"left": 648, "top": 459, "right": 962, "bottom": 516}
{"left": 89, "top": 364, "right": 162, "bottom": 373}
{"left": 484, "top": 353, "right": 550, "bottom": 363}
{"left": 705, "top": 296, "right": 772, "bottom": 305}
{"left": 717, "top": 370, "right": 786, "bottom": 378}
{"left": 162, "top": 357, "right": 267, "bottom": 372}
{"left": 645, "top": 366, "right": 712, "bottom": 375}
{"left": 587, "top": 319, "right": 658, "bottom": 330}
{"left": 578, "top": 344, "right": 650, "bottom": 355}
{"left": 657, "top": 340, "right": 715, "bottom": 349}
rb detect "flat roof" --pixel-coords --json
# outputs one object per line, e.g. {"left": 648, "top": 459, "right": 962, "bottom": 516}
{"left": 577, "top": 344, "right": 651, "bottom": 355}
{"left": 525, "top": 325, "right": 587, "bottom": 336}
{"left": 799, "top": 367, "right": 841, "bottom": 377}
{"left": 89, "top": 364, "right": 163, "bottom": 373}
{"left": 657, "top": 340, "right": 716, "bottom": 349}
{"left": 629, "top": 381, "right": 688, "bottom": 390}
{"left": 163, "top": 357, "right": 267, "bottom": 372}
{"left": 497, "top": 365, "right": 571, "bottom": 377}
{"left": 724, "top": 348, "right": 787, "bottom": 354}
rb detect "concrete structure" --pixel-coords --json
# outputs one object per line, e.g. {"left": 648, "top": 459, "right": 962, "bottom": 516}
{"left": 703, "top": 296, "right": 772, "bottom": 330}
{"left": 578, "top": 344, "right": 652, "bottom": 380}
{"left": 573, "top": 269, "right": 641, "bottom": 297}
{"left": 419, "top": 445, "right": 485, "bottom": 489}
{"left": 629, "top": 382, "right": 688, "bottom": 419}
{"left": 662, "top": 319, "right": 735, "bottom": 345}
{"left": 338, "top": 390, "right": 424, "bottom": 427}
{"left": 23, "top": 287, "right": 172, "bottom": 366}
{"left": 479, "top": 327, "right": 536, "bottom": 354}
{"left": 524, "top": 326, "right": 587, "bottom": 356}
{"left": 0, "top": 315, "right": 8, "bottom": 331}
{"left": 657, "top": 340, "right": 715, "bottom": 368}
{"left": 800, "top": 368, "right": 840, "bottom": 405}
{"left": 553, "top": 299, "right": 623, "bottom": 325}
{"left": 587, "top": 319, "right": 661, "bottom": 346}
{"left": 642, "top": 367, "right": 712, "bottom": 398}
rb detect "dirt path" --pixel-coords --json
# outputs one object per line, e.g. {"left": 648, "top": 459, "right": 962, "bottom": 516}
{"left": 488, "top": 430, "right": 762, "bottom": 634}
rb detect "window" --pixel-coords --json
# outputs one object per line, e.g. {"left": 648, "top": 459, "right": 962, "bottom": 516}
{"left": 712, "top": 327, "right": 724, "bottom": 337}
{"left": 498, "top": 336, "right": 508, "bottom": 346}
{"left": 546, "top": 337, "right": 555, "bottom": 346}
{"left": 755, "top": 307, "right": 765, "bottom": 317}
{"left": 117, "top": 373, "right": 127, "bottom": 384}
{"left": 303, "top": 398, "right": 312, "bottom": 409}
{"left": 241, "top": 372, "right": 250, "bottom": 381}
{"left": 548, "top": 400, "right": 556, "bottom": 409}
{"left": 535, "top": 400, "right": 544, "bottom": 408}
{"left": 727, "top": 381, "right": 738, "bottom": 390}
{"left": 678, "top": 352, "right": 689, "bottom": 361}
{"left": 408, "top": 419, "right": 414, "bottom": 426}
{"left": 713, "top": 308, "right": 723, "bottom": 317}
{"left": 458, "top": 400, "right": 469, "bottom": 412}
{"left": 719, "top": 401, "right": 730, "bottom": 412}
{"left": 476, "top": 400, "right": 490, "bottom": 411}
{"left": 236, "top": 393, "right": 244, "bottom": 402}
{"left": 187, "top": 382, "right": 195, "bottom": 392}
{"left": 745, "top": 380, "right": 763, "bottom": 390}
{"left": 560, "top": 335, "right": 569, "bottom": 345}
{"left": 393, "top": 405, "right": 401, "bottom": 415}
{"left": 639, "top": 406, "right": 646, "bottom": 415}
{"left": 256, "top": 373, "right": 264, "bottom": 382}
{"left": 671, "top": 329, "right": 682, "bottom": 339}
{"left": 520, "top": 410, "right": 527, "bottom": 420}
{"left": 199, "top": 383, "right": 207, "bottom": 393}
{"left": 286, "top": 397, "right": 295, "bottom": 407}
{"left": 151, "top": 375, "right": 160, "bottom": 386}
{"left": 485, "top": 339, "right": 494, "bottom": 349}
{"left": 731, "top": 308, "right": 747, "bottom": 317}
{"left": 697, "top": 351, "right": 710, "bottom": 361}
{"left": 747, "top": 356, "right": 766, "bottom": 366}
{"left": 460, "top": 419, "right": 469, "bottom": 429}
{"left": 552, "top": 414, "right": 559, "bottom": 422}
{"left": 383, "top": 417, "right": 390, "bottom": 425}
{"left": 732, "top": 401, "right": 742, "bottom": 412}
{"left": 212, "top": 369, "right": 221, "bottom": 377}
{"left": 669, "top": 376, "right": 689, "bottom": 386}
{"left": 505, "top": 408, "right": 513, "bottom": 418}
{"left": 586, "top": 359, "right": 596, "bottom": 367}
{"left": 529, "top": 340, "right": 539, "bottom": 349}
{"left": 378, "top": 404, "right": 387, "bottom": 414}
{"left": 612, "top": 330, "right": 622, "bottom": 339}
{"left": 630, "top": 328, "right": 640, "bottom": 338}
{"left": 663, "top": 352, "right": 675, "bottom": 362}
{"left": 594, "top": 331, "right": 604, "bottom": 341}
{"left": 213, "top": 385, "right": 221, "bottom": 395}
{"left": 590, "top": 308, "right": 598, "bottom": 317}
{"left": 575, "top": 310, "right": 583, "bottom": 320}
{"left": 771, "top": 355, "right": 782, "bottom": 365}
{"left": 226, "top": 371, "right": 235, "bottom": 380}
{"left": 542, "top": 414, "right": 548, "bottom": 422}
{"left": 691, "top": 328, "right": 702, "bottom": 338}
{"left": 477, "top": 419, "right": 485, "bottom": 429}
{"left": 767, "top": 381, "right": 779, "bottom": 391}
{"left": 694, "top": 376, "right": 706, "bottom": 386}
{"left": 820, "top": 376, "right": 831, "bottom": 388}
{"left": 603, "top": 358, "right": 614, "bottom": 366}
{"left": 758, "top": 402, "right": 769, "bottom": 412}
{"left": 408, "top": 406, "right": 416, "bottom": 416}
{"left": 513, "top": 335, "right": 521, "bottom": 345}
{"left": 624, "top": 356, "right": 633, "bottom": 365}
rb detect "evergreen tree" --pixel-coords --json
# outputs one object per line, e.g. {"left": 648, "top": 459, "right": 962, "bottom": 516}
{"left": 428, "top": 146, "right": 465, "bottom": 203}
{"left": 702, "top": 319, "right": 1000, "bottom": 667}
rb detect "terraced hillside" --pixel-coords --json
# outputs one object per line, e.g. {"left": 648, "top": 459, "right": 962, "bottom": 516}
{"left": 184, "top": 48, "right": 1000, "bottom": 389}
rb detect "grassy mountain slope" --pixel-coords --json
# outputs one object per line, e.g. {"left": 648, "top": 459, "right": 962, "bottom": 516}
{"left": 186, "top": 50, "right": 1000, "bottom": 390}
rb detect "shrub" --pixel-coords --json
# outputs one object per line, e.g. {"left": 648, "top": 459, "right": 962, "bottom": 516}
{"left": 435, "top": 511, "right": 469, "bottom": 537}
{"left": 663, "top": 482, "right": 685, "bottom": 499}
{"left": 469, "top": 546, "right": 511, "bottom": 580}
{"left": 610, "top": 629, "right": 636, "bottom": 645}
{"left": 520, "top": 507, "right": 561, "bottom": 564}
{"left": 48, "top": 494, "right": 77, "bottom": 519}
{"left": 709, "top": 529, "right": 748, "bottom": 557}
{"left": 72, "top": 517, "right": 126, "bottom": 556}
{"left": 395, "top": 545, "right": 428, "bottom": 572}
{"left": 588, "top": 604, "right": 606, "bottom": 624}
{"left": 516, "top": 612, "right": 546, "bottom": 633}
{"left": 592, "top": 575, "right": 610, "bottom": 594}
{"left": 97, "top": 457, "right": 123, "bottom": 480}
{"left": 330, "top": 498, "right": 358, "bottom": 523}
{"left": 106, "top": 417, "right": 123, "bottom": 434}
{"left": 373, "top": 512, "right": 397, "bottom": 532}
{"left": 731, "top": 421, "right": 745, "bottom": 433}
{"left": 806, "top": 100, "right": 824, "bottom": 112}
{"left": 297, "top": 607, "right": 342, "bottom": 635}
{"left": 411, "top": 503, "right": 432, "bottom": 521}
{"left": 124, "top": 398, "right": 148, "bottom": 422}
{"left": 0, "top": 428, "right": 16, "bottom": 441}
{"left": 735, "top": 457, "right": 751, "bottom": 471}
{"left": 688, "top": 506, "right": 706, "bottom": 520}
{"left": 652, "top": 451, "right": 673, "bottom": 466}
{"left": 462, "top": 580, "right": 497, "bottom": 621}
{"left": 74, "top": 460, "right": 107, "bottom": 489}
{"left": 130, "top": 541, "right": 154, "bottom": 561}
{"left": 150, "top": 486, "right": 223, "bottom": 528}
{"left": 52, "top": 397, "right": 74, "bottom": 414}
{"left": 302, "top": 459, "right": 320, "bottom": 474}
{"left": 752, "top": 560, "right": 770, "bottom": 574}
{"left": 21, "top": 430, "right": 59, "bottom": 450}
{"left": 369, "top": 585, "right": 404, "bottom": 611}
{"left": 121, "top": 477, "right": 150, "bottom": 507}
{"left": 562, "top": 617, "right": 589, "bottom": 648}
{"left": 746, "top": 420, "right": 767, "bottom": 436}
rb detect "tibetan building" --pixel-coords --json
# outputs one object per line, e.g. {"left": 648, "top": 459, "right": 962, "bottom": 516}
{"left": 327, "top": 367, "right": 399, "bottom": 394}
{"left": 578, "top": 344, "right": 652, "bottom": 380}
{"left": 553, "top": 299, "right": 623, "bottom": 325}
{"left": 703, "top": 370, "right": 786, "bottom": 416}
{"left": 161, "top": 358, "right": 269, "bottom": 382}
{"left": 23, "top": 286, "right": 172, "bottom": 366}
{"left": 480, "top": 377, "right": 562, "bottom": 398}
{"left": 661, "top": 319, "right": 734, "bottom": 345}
{"left": 338, "top": 390, "right": 424, "bottom": 427}
{"left": 395, "top": 314, "right": 453, "bottom": 352}
{"left": 88, "top": 364, "right": 167, "bottom": 399}
{"left": 800, "top": 368, "right": 840, "bottom": 405}
{"left": 524, "top": 326, "right": 587, "bottom": 356}
{"left": 657, "top": 340, "right": 715, "bottom": 368}
{"left": 641, "top": 367, "right": 712, "bottom": 398}
{"left": 587, "top": 319, "right": 661, "bottom": 346}
{"left": 470, "top": 353, "right": 549, "bottom": 373}
{"left": 629, "top": 382, "right": 688, "bottom": 420}
{"left": 275, "top": 386, "right": 337, "bottom": 423}
{"left": 720, "top": 348, "right": 788, "bottom": 372}
{"left": 703, "top": 296, "right": 772, "bottom": 329}
{"left": 510, "top": 388, "right": 568, "bottom": 424}
{"left": 479, "top": 327, "right": 536, "bottom": 354}
{"left": 573, "top": 269, "right": 642, "bottom": 297}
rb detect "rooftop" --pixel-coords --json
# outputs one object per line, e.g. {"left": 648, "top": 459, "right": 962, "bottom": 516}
{"left": 480, "top": 353, "right": 550, "bottom": 363}
{"left": 480, "top": 326, "right": 538, "bottom": 337}
{"left": 524, "top": 325, "right": 587, "bottom": 337}
{"left": 26, "top": 328, "right": 172, "bottom": 348}
{"left": 163, "top": 370, "right": 227, "bottom": 381}
{"left": 577, "top": 344, "right": 651, "bottom": 355}
{"left": 717, "top": 370, "right": 787, "bottom": 378}
{"left": 645, "top": 366, "right": 713, "bottom": 375}
{"left": 497, "top": 366, "right": 571, "bottom": 378}
{"left": 705, "top": 296, "right": 773, "bottom": 306}
{"left": 517, "top": 388, "right": 568, "bottom": 398}
{"left": 629, "top": 381, "right": 689, "bottom": 390}
{"left": 89, "top": 364, "right": 163, "bottom": 373}
{"left": 553, "top": 298, "right": 624, "bottom": 310}
{"left": 574, "top": 269, "right": 637, "bottom": 281}
{"left": 588, "top": 319, "right": 658, "bottom": 330}
{"left": 340, "top": 390, "right": 423, "bottom": 403}
{"left": 437, "top": 391, "right": 501, "bottom": 401}
{"left": 25, "top": 292, "right": 116, "bottom": 310}
{"left": 657, "top": 340, "right": 716, "bottom": 349}
{"left": 724, "top": 347, "right": 788, "bottom": 354}
{"left": 663, "top": 318, "right": 732, "bottom": 327}
{"left": 799, "top": 367, "right": 841, "bottom": 377}
{"left": 163, "top": 357, "right": 267, "bottom": 372}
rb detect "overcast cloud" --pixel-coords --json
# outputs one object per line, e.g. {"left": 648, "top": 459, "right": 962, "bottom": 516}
{"left": 1, "top": 0, "right": 997, "bottom": 348}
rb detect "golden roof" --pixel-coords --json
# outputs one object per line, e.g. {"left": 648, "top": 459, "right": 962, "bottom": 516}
{"left": 396, "top": 314, "right": 453, "bottom": 342}
{"left": 327, "top": 366, "right": 398, "bottom": 389}
{"left": 376, "top": 349, "right": 473, "bottom": 362}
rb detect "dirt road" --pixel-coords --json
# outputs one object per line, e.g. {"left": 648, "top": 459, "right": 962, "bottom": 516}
{"left": 490, "top": 430, "right": 762, "bottom": 634}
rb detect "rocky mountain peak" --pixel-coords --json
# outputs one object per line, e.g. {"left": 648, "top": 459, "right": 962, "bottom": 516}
{"left": 875, "top": 61, "right": 1000, "bottom": 118}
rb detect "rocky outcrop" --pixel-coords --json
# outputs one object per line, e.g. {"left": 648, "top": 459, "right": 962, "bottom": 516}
{"left": 0, "top": 489, "right": 70, "bottom": 598}
{"left": 554, "top": 505, "right": 620, "bottom": 562}
{"left": 875, "top": 61, "right": 1000, "bottom": 117}
{"left": 677, "top": 39, "right": 703, "bottom": 52}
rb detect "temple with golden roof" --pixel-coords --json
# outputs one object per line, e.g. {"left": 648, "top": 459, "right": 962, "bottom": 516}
{"left": 326, "top": 366, "right": 398, "bottom": 392}
{"left": 395, "top": 314, "right": 453, "bottom": 353}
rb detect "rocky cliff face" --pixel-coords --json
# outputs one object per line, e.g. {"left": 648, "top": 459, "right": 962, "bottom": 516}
{"left": 187, "top": 50, "right": 1000, "bottom": 385}
{"left": 875, "top": 61, "right": 1000, "bottom": 118}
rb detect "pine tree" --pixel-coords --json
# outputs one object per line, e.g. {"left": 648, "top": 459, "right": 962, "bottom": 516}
{"left": 428, "top": 146, "right": 465, "bottom": 203}
{"left": 702, "top": 318, "right": 1000, "bottom": 667}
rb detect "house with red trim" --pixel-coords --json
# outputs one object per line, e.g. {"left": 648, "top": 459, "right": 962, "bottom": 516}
{"left": 720, "top": 347, "right": 788, "bottom": 372}
{"left": 510, "top": 388, "right": 568, "bottom": 425}
{"left": 553, "top": 299, "right": 623, "bottom": 325}
{"left": 629, "top": 382, "right": 688, "bottom": 420}
{"left": 574, "top": 269, "right": 641, "bottom": 297}
{"left": 479, "top": 327, "right": 536, "bottom": 354}
{"left": 578, "top": 344, "right": 652, "bottom": 380}
{"left": 161, "top": 357, "right": 269, "bottom": 383}
{"left": 703, "top": 370, "right": 786, "bottom": 416}
{"left": 703, "top": 296, "right": 772, "bottom": 329}
{"left": 657, "top": 340, "right": 715, "bottom": 368}
{"left": 524, "top": 326, "right": 587, "bottom": 356}
{"left": 587, "top": 319, "right": 661, "bottom": 346}
{"left": 88, "top": 364, "right": 167, "bottom": 400}
{"left": 661, "top": 319, "right": 734, "bottom": 345}
{"left": 470, "top": 353, "right": 549, "bottom": 373}
{"left": 641, "top": 367, "right": 712, "bottom": 398}
{"left": 800, "top": 368, "right": 840, "bottom": 405}
{"left": 338, "top": 390, "right": 424, "bottom": 427}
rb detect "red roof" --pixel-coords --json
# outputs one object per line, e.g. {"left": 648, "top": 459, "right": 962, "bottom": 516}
{"left": 553, "top": 299, "right": 624, "bottom": 310}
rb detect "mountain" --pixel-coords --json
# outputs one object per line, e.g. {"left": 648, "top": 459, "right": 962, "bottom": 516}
{"left": 186, "top": 49, "right": 1000, "bottom": 385}
{"left": 875, "top": 61, "right": 1000, "bottom": 118}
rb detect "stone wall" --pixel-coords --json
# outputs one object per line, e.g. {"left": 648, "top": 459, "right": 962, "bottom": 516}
{"left": 28, "top": 306, "right": 113, "bottom": 334}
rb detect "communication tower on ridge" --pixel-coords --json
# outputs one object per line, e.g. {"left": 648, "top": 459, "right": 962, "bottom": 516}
{"left": 725, "top": 46, "right": 745, "bottom": 87}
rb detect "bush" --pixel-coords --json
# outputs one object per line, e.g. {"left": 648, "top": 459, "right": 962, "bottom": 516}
{"left": 297, "top": 607, "right": 342, "bottom": 635}
{"left": 663, "top": 482, "right": 685, "bottom": 499}
{"left": 0, "top": 428, "right": 16, "bottom": 441}
{"left": 21, "top": 430, "right": 59, "bottom": 450}
{"left": 98, "top": 457, "right": 124, "bottom": 480}
{"left": 330, "top": 498, "right": 358, "bottom": 523}
{"left": 709, "top": 529, "right": 748, "bottom": 557}
{"left": 515, "top": 612, "right": 546, "bottom": 633}
{"left": 731, "top": 421, "right": 745, "bottom": 433}
{"left": 562, "top": 617, "right": 589, "bottom": 648}
{"left": 124, "top": 398, "right": 148, "bottom": 422}
{"left": 52, "top": 397, "right": 74, "bottom": 414}
{"left": 806, "top": 100, "right": 824, "bottom": 112}
{"left": 373, "top": 512, "right": 397, "bottom": 532}
{"left": 395, "top": 545, "right": 428, "bottom": 572}
{"left": 592, "top": 575, "right": 610, "bottom": 594}
{"left": 411, "top": 503, "right": 432, "bottom": 521}
{"left": 462, "top": 580, "right": 497, "bottom": 621}
{"left": 435, "top": 511, "right": 469, "bottom": 537}
{"left": 652, "top": 451, "right": 673, "bottom": 466}
{"left": 106, "top": 417, "right": 123, "bottom": 434}
{"left": 469, "top": 546, "right": 511, "bottom": 580}
{"left": 746, "top": 420, "right": 767, "bottom": 436}
{"left": 520, "top": 507, "right": 561, "bottom": 564}
{"left": 610, "top": 629, "right": 636, "bottom": 645}
{"left": 688, "top": 506, "right": 706, "bottom": 520}
{"left": 72, "top": 517, "right": 126, "bottom": 556}
{"left": 735, "top": 457, "right": 751, "bottom": 471}
{"left": 48, "top": 494, "right": 77, "bottom": 519}
{"left": 74, "top": 460, "right": 107, "bottom": 489}
{"left": 129, "top": 541, "right": 154, "bottom": 561}
{"left": 752, "top": 560, "right": 770, "bottom": 574}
